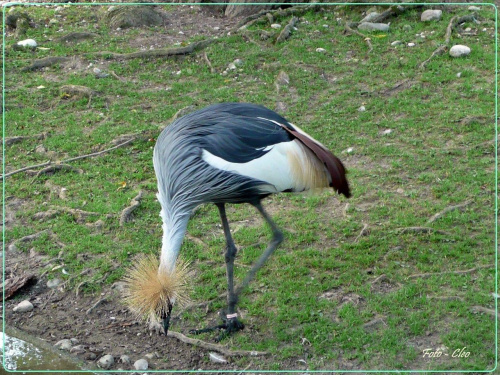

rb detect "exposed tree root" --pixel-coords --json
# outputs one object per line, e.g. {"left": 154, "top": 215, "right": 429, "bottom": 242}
{"left": 167, "top": 330, "right": 269, "bottom": 357}
{"left": 5, "top": 132, "right": 47, "bottom": 146}
{"left": 22, "top": 56, "right": 71, "bottom": 72}
{"left": 237, "top": 4, "right": 318, "bottom": 30}
{"left": 55, "top": 32, "right": 97, "bottom": 44}
{"left": 92, "top": 39, "right": 215, "bottom": 61}
{"left": 2, "top": 273, "right": 36, "bottom": 300}
{"left": 276, "top": 16, "right": 298, "bottom": 43}
{"left": 119, "top": 190, "right": 145, "bottom": 226}
{"left": 427, "top": 200, "right": 472, "bottom": 224}
{"left": 86, "top": 297, "right": 108, "bottom": 315}
{"left": 396, "top": 226, "right": 450, "bottom": 236}
{"left": 2, "top": 138, "right": 135, "bottom": 181}
{"left": 8, "top": 230, "right": 52, "bottom": 252}
{"left": 408, "top": 264, "right": 495, "bottom": 279}
{"left": 29, "top": 164, "right": 83, "bottom": 182}
{"left": 419, "top": 14, "right": 478, "bottom": 70}
{"left": 471, "top": 305, "right": 499, "bottom": 319}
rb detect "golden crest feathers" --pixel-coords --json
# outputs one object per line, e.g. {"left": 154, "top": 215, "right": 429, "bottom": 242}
{"left": 122, "top": 254, "right": 192, "bottom": 322}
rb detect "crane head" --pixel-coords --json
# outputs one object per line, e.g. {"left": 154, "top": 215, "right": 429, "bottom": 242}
{"left": 123, "top": 254, "right": 191, "bottom": 336}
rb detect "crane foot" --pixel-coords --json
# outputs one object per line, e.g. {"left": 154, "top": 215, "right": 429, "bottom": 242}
{"left": 189, "top": 312, "right": 244, "bottom": 341}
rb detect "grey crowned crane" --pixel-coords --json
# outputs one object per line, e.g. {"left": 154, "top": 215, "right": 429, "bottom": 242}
{"left": 124, "top": 102, "right": 350, "bottom": 340}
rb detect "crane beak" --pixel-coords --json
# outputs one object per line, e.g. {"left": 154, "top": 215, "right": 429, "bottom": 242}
{"left": 162, "top": 302, "right": 173, "bottom": 336}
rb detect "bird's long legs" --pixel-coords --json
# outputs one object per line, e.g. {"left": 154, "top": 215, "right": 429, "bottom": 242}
{"left": 190, "top": 200, "right": 283, "bottom": 340}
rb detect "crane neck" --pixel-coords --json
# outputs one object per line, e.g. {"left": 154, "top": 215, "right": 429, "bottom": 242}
{"left": 159, "top": 209, "right": 190, "bottom": 274}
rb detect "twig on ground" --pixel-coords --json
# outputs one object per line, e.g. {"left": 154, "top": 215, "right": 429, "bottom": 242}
{"left": 354, "top": 223, "right": 369, "bottom": 242}
{"left": 119, "top": 190, "right": 144, "bottom": 226}
{"left": 203, "top": 51, "right": 215, "bottom": 74}
{"left": 275, "top": 16, "right": 298, "bottom": 43}
{"left": 2, "top": 138, "right": 135, "bottom": 181}
{"left": 471, "top": 305, "right": 499, "bottom": 319}
{"left": 109, "top": 70, "right": 125, "bottom": 81}
{"left": 420, "top": 14, "right": 478, "bottom": 69}
{"left": 86, "top": 297, "right": 108, "bottom": 315}
{"left": 167, "top": 330, "right": 269, "bottom": 357}
{"left": 370, "top": 274, "right": 389, "bottom": 285}
{"left": 426, "top": 200, "right": 472, "bottom": 224}
{"left": 407, "top": 264, "right": 495, "bottom": 279}
{"left": 345, "top": 23, "right": 373, "bottom": 53}
{"left": 396, "top": 226, "right": 450, "bottom": 235}
{"left": 237, "top": 4, "right": 318, "bottom": 30}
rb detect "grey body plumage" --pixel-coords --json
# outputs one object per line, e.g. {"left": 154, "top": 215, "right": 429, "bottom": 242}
{"left": 145, "top": 103, "right": 350, "bottom": 339}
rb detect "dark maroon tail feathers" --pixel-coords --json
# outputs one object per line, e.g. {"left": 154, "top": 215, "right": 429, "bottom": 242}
{"left": 280, "top": 126, "right": 351, "bottom": 198}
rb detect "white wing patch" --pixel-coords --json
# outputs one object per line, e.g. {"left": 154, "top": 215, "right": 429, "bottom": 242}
{"left": 201, "top": 140, "right": 329, "bottom": 193}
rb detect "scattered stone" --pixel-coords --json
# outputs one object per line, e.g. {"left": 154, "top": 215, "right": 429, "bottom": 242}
{"left": 209, "top": 352, "right": 228, "bottom": 364}
{"left": 119, "top": 355, "right": 131, "bottom": 364}
{"left": 360, "top": 12, "right": 380, "bottom": 23}
{"left": 407, "top": 42, "right": 416, "bottom": 47}
{"left": 134, "top": 358, "right": 149, "bottom": 371}
{"left": 13, "top": 300, "right": 33, "bottom": 313}
{"left": 59, "top": 187, "right": 68, "bottom": 200}
{"left": 316, "top": 47, "right": 326, "bottom": 53}
{"left": 85, "top": 352, "right": 97, "bottom": 360}
{"left": 468, "top": 6, "right": 480, "bottom": 11}
{"left": 457, "top": 72, "right": 462, "bottom": 78}
{"left": 54, "top": 339, "right": 72, "bottom": 351}
{"left": 233, "top": 58, "right": 243, "bottom": 66}
{"left": 70, "top": 338, "right": 79, "bottom": 344}
{"left": 449, "top": 45, "right": 471, "bottom": 57}
{"left": 227, "top": 62, "right": 237, "bottom": 70}
{"left": 70, "top": 345, "right": 86, "bottom": 354}
{"left": 145, "top": 353, "right": 156, "bottom": 360}
{"left": 345, "top": 147, "right": 354, "bottom": 154}
{"left": 381, "top": 129, "right": 392, "bottom": 135}
{"left": 358, "top": 105, "right": 366, "bottom": 112}
{"left": 391, "top": 40, "right": 402, "bottom": 46}
{"left": 98, "top": 354, "right": 114, "bottom": 369}
{"left": 270, "top": 23, "right": 281, "bottom": 29}
{"left": 358, "top": 22, "right": 389, "bottom": 32}
{"left": 47, "top": 278, "right": 62, "bottom": 289}
{"left": 421, "top": 9, "right": 442, "bottom": 22}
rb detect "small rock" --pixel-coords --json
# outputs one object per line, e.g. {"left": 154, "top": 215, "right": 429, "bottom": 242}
{"left": 449, "top": 45, "right": 471, "bottom": 57}
{"left": 360, "top": 12, "right": 380, "bottom": 23}
{"left": 98, "top": 354, "right": 114, "bottom": 369}
{"left": 209, "top": 352, "right": 227, "bottom": 363}
{"left": 227, "top": 62, "right": 236, "bottom": 70}
{"left": 16, "top": 39, "right": 37, "bottom": 48}
{"left": 119, "top": 355, "right": 131, "bottom": 364}
{"left": 391, "top": 40, "right": 402, "bottom": 46}
{"left": 421, "top": 9, "right": 442, "bottom": 22}
{"left": 59, "top": 187, "right": 68, "bottom": 200}
{"left": 407, "top": 42, "right": 416, "bottom": 47}
{"left": 346, "top": 147, "right": 354, "bottom": 154}
{"left": 85, "top": 352, "right": 97, "bottom": 360}
{"left": 134, "top": 358, "right": 148, "bottom": 371}
{"left": 54, "top": 339, "right": 72, "bottom": 351}
{"left": 270, "top": 23, "right": 281, "bottom": 29}
{"left": 358, "top": 105, "right": 366, "bottom": 112}
{"left": 358, "top": 22, "right": 390, "bottom": 32}
{"left": 457, "top": 72, "right": 462, "bottom": 78}
{"left": 316, "top": 47, "right": 326, "bottom": 53}
{"left": 70, "top": 338, "right": 79, "bottom": 344}
{"left": 35, "top": 144, "right": 47, "bottom": 154}
{"left": 381, "top": 129, "right": 392, "bottom": 135}
{"left": 233, "top": 58, "right": 243, "bottom": 66}
{"left": 48, "top": 18, "right": 58, "bottom": 25}
{"left": 13, "top": 300, "right": 33, "bottom": 313}
{"left": 468, "top": 6, "right": 480, "bottom": 11}
{"left": 276, "top": 71, "right": 290, "bottom": 86}
{"left": 47, "top": 278, "right": 62, "bottom": 289}
{"left": 396, "top": 188, "right": 404, "bottom": 194}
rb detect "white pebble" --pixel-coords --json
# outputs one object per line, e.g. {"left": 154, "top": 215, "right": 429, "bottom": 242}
{"left": 178, "top": 31, "right": 184, "bottom": 35}
{"left": 382, "top": 129, "right": 392, "bottom": 135}
{"left": 316, "top": 48, "right": 326, "bottom": 53}
{"left": 271, "top": 23, "right": 281, "bottom": 29}
{"left": 120, "top": 355, "right": 131, "bottom": 364}
{"left": 17, "top": 39, "right": 37, "bottom": 48}
{"left": 407, "top": 42, "right": 416, "bottom": 47}
{"left": 13, "top": 300, "right": 33, "bottom": 313}
{"left": 209, "top": 352, "right": 227, "bottom": 363}
{"left": 391, "top": 40, "right": 402, "bottom": 46}
{"left": 449, "top": 45, "right": 471, "bottom": 57}
{"left": 227, "top": 63, "right": 236, "bottom": 70}
{"left": 468, "top": 6, "right": 480, "bottom": 11}
{"left": 456, "top": 72, "right": 462, "bottom": 78}
{"left": 358, "top": 105, "right": 366, "bottom": 112}
{"left": 134, "top": 358, "right": 149, "bottom": 371}
{"left": 346, "top": 147, "right": 354, "bottom": 153}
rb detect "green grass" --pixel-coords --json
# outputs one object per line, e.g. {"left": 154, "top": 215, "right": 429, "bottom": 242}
{"left": 3, "top": 3, "right": 497, "bottom": 371}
